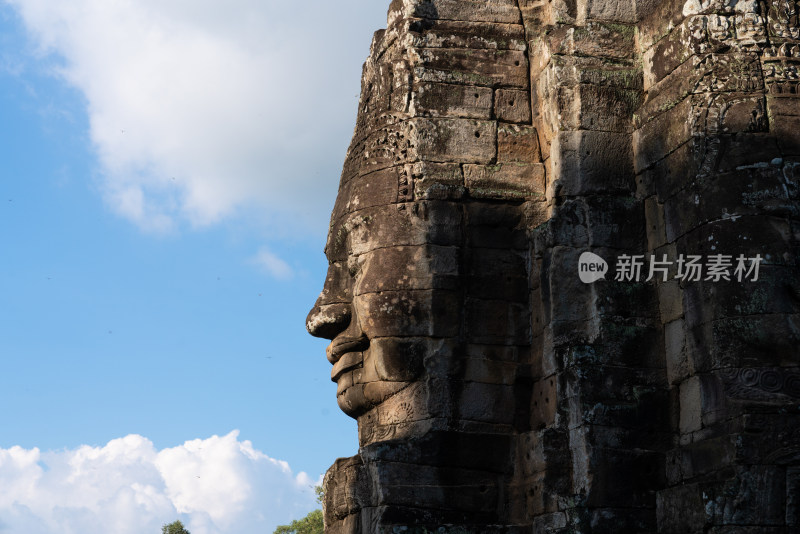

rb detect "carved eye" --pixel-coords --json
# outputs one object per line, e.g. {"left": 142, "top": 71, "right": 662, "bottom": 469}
{"left": 347, "top": 257, "right": 361, "bottom": 278}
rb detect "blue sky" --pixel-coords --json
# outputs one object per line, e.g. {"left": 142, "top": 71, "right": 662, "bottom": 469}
{"left": 0, "top": 1, "right": 388, "bottom": 532}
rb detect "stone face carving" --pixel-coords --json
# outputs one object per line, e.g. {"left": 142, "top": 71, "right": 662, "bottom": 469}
{"left": 306, "top": 0, "right": 800, "bottom": 532}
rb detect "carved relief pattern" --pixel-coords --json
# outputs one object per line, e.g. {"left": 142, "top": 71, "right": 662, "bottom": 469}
{"left": 763, "top": 45, "right": 800, "bottom": 94}
{"left": 722, "top": 367, "right": 800, "bottom": 398}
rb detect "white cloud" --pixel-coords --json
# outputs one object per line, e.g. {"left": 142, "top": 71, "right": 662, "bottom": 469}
{"left": 5, "top": 0, "right": 385, "bottom": 234}
{"left": 0, "top": 431, "right": 320, "bottom": 534}
{"left": 252, "top": 248, "right": 294, "bottom": 280}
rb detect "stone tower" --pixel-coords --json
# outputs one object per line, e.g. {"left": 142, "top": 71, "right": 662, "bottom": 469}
{"left": 306, "top": 0, "right": 800, "bottom": 532}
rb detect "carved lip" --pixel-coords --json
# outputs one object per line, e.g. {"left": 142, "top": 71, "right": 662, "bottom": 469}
{"left": 331, "top": 351, "right": 363, "bottom": 382}
{"left": 327, "top": 334, "right": 368, "bottom": 364}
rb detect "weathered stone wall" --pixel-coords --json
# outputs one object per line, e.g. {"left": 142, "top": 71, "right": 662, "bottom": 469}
{"left": 306, "top": 0, "right": 800, "bottom": 532}
{"left": 523, "top": 0, "right": 665, "bottom": 527}
{"left": 636, "top": 0, "right": 800, "bottom": 531}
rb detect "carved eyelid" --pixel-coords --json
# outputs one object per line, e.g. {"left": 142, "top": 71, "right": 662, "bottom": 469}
{"left": 328, "top": 213, "right": 372, "bottom": 261}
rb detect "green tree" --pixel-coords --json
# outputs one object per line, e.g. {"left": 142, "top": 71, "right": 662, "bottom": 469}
{"left": 272, "top": 486, "right": 324, "bottom": 534}
{"left": 162, "top": 520, "right": 191, "bottom": 534}
{"left": 273, "top": 509, "right": 323, "bottom": 534}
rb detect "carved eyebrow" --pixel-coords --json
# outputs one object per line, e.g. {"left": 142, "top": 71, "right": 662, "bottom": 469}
{"left": 328, "top": 222, "right": 349, "bottom": 261}
{"left": 326, "top": 214, "right": 356, "bottom": 261}
{"left": 326, "top": 213, "right": 373, "bottom": 261}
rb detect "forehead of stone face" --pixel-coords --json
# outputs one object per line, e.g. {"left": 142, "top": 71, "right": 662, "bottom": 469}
{"left": 325, "top": 192, "right": 463, "bottom": 265}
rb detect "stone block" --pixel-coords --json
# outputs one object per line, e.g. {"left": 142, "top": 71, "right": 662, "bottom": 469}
{"left": 370, "top": 504, "right": 502, "bottom": 530}
{"left": 559, "top": 83, "right": 641, "bottom": 133}
{"left": 377, "top": 483, "right": 500, "bottom": 513}
{"left": 704, "top": 466, "right": 787, "bottom": 526}
{"left": 495, "top": 88, "right": 532, "bottom": 123}
{"left": 464, "top": 297, "right": 530, "bottom": 345}
{"left": 665, "top": 318, "right": 688, "bottom": 385}
{"left": 466, "top": 248, "right": 529, "bottom": 303}
{"left": 530, "top": 375, "right": 557, "bottom": 429}
{"left": 768, "top": 94, "right": 800, "bottom": 118}
{"left": 401, "top": 18, "right": 527, "bottom": 50}
{"left": 686, "top": 314, "right": 800, "bottom": 374}
{"left": 680, "top": 263, "right": 800, "bottom": 331}
{"left": 498, "top": 124, "right": 541, "bottom": 163}
{"left": 564, "top": 364, "right": 664, "bottom": 405}
{"left": 411, "top": 82, "right": 493, "bottom": 119}
{"left": 531, "top": 512, "right": 568, "bottom": 533}
{"left": 551, "top": 130, "right": 634, "bottom": 195}
{"left": 546, "top": 246, "right": 598, "bottom": 322}
{"left": 411, "top": 161, "right": 465, "bottom": 200}
{"left": 341, "top": 202, "right": 462, "bottom": 258}
{"left": 543, "top": 21, "right": 636, "bottom": 59}
{"left": 540, "top": 53, "right": 642, "bottom": 90}
{"left": 736, "top": 414, "right": 800, "bottom": 466}
{"left": 714, "top": 134, "right": 781, "bottom": 173}
{"left": 583, "top": 447, "right": 665, "bottom": 508}
{"left": 679, "top": 435, "right": 737, "bottom": 482}
{"left": 633, "top": 96, "right": 693, "bottom": 172}
{"left": 355, "top": 244, "right": 460, "bottom": 294}
{"left": 637, "top": 0, "right": 685, "bottom": 50}
{"left": 542, "top": 197, "right": 645, "bottom": 250}
{"left": 594, "top": 319, "right": 663, "bottom": 369}
{"left": 659, "top": 280, "right": 683, "bottom": 323}
{"left": 663, "top": 166, "right": 788, "bottom": 241}
{"left": 462, "top": 357, "right": 517, "bottom": 385}
{"left": 362, "top": 380, "right": 416, "bottom": 410}
{"left": 584, "top": 0, "right": 636, "bottom": 22}
{"left": 466, "top": 201, "right": 529, "bottom": 250}
{"left": 636, "top": 138, "right": 703, "bottom": 202}
{"left": 643, "top": 15, "right": 715, "bottom": 90}
{"left": 413, "top": 117, "right": 497, "bottom": 163}
{"left": 458, "top": 382, "right": 516, "bottom": 423}
{"left": 679, "top": 376, "right": 702, "bottom": 434}
{"left": 464, "top": 343, "right": 523, "bottom": 363}
{"left": 531, "top": 288, "right": 548, "bottom": 338}
{"left": 645, "top": 196, "right": 667, "bottom": 250}
{"left": 635, "top": 55, "right": 702, "bottom": 128}
{"left": 706, "top": 528, "right": 788, "bottom": 534}
{"left": 344, "top": 166, "right": 402, "bottom": 212}
{"left": 656, "top": 482, "right": 706, "bottom": 534}
{"left": 390, "top": 0, "right": 523, "bottom": 25}
{"left": 464, "top": 163, "right": 546, "bottom": 199}
{"left": 361, "top": 430, "right": 513, "bottom": 473}
{"left": 415, "top": 47, "right": 529, "bottom": 88}
{"left": 772, "top": 113, "right": 800, "bottom": 156}
{"left": 566, "top": 388, "right": 670, "bottom": 431}
{"left": 368, "top": 337, "right": 429, "bottom": 382}
{"left": 574, "top": 507, "right": 656, "bottom": 534}
{"left": 788, "top": 466, "right": 800, "bottom": 526}
{"left": 354, "top": 289, "right": 461, "bottom": 337}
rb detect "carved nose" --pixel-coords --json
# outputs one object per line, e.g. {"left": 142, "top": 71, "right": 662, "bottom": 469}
{"left": 306, "top": 302, "right": 352, "bottom": 340}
